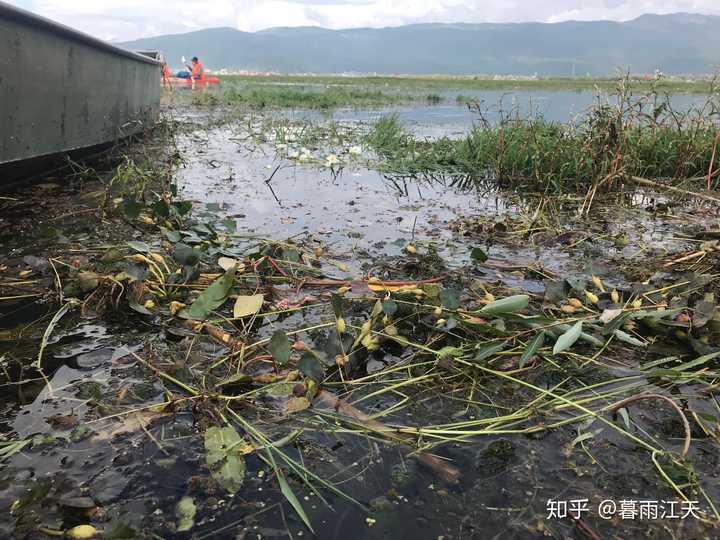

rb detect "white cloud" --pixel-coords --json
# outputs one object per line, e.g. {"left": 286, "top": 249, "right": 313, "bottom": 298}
{"left": 7, "top": 0, "right": 720, "bottom": 41}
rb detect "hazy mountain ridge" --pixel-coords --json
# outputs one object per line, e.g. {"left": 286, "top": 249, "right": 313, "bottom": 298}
{"left": 119, "top": 13, "right": 720, "bottom": 76}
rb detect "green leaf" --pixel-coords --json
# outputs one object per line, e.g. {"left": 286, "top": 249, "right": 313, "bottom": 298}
{"left": 439, "top": 289, "right": 461, "bottom": 310}
{"left": 269, "top": 331, "right": 292, "bottom": 365}
{"left": 172, "top": 201, "right": 193, "bottom": 216}
{"left": 151, "top": 200, "right": 170, "bottom": 218}
{"left": 481, "top": 295, "right": 530, "bottom": 315}
{"left": 174, "top": 243, "right": 201, "bottom": 266}
{"left": 298, "top": 352, "right": 325, "bottom": 382}
{"left": 283, "top": 249, "right": 300, "bottom": 263}
{"left": 382, "top": 300, "right": 398, "bottom": 316}
{"left": 121, "top": 198, "right": 143, "bottom": 220}
{"left": 277, "top": 471, "right": 314, "bottom": 533}
{"left": 127, "top": 241, "right": 151, "bottom": 253}
{"left": 331, "top": 294, "right": 344, "bottom": 318}
{"left": 520, "top": 332, "right": 545, "bottom": 368}
{"left": 472, "top": 341, "right": 506, "bottom": 362}
{"left": 553, "top": 321, "right": 583, "bottom": 355}
{"left": 179, "top": 267, "right": 236, "bottom": 320}
{"left": 204, "top": 426, "right": 247, "bottom": 494}
{"left": 233, "top": 294, "right": 264, "bottom": 318}
{"left": 162, "top": 228, "right": 182, "bottom": 243}
{"left": 470, "top": 247, "right": 488, "bottom": 263}
{"left": 613, "top": 330, "right": 647, "bottom": 348}
{"left": 128, "top": 301, "right": 153, "bottom": 315}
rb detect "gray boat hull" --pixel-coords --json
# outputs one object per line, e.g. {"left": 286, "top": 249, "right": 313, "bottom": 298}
{"left": 0, "top": 2, "right": 161, "bottom": 186}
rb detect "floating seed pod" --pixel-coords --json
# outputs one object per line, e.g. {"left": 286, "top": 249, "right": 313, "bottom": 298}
{"left": 335, "top": 318, "right": 346, "bottom": 334}
{"left": 434, "top": 307, "right": 443, "bottom": 316}
{"left": 568, "top": 298, "right": 583, "bottom": 308}
{"left": 591, "top": 275, "right": 606, "bottom": 292}
{"left": 336, "top": 286, "right": 351, "bottom": 295}
{"left": 405, "top": 244, "right": 417, "bottom": 254}
{"left": 611, "top": 289, "right": 620, "bottom": 304}
{"left": 143, "top": 300, "right": 156, "bottom": 310}
{"left": 632, "top": 299, "right": 643, "bottom": 309}
{"left": 585, "top": 291, "right": 599, "bottom": 305}
{"left": 385, "top": 325, "right": 399, "bottom": 337}
{"left": 169, "top": 301, "right": 186, "bottom": 317}
{"left": 561, "top": 305, "right": 577, "bottom": 314}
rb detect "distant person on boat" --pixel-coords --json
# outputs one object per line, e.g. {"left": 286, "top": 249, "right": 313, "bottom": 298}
{"left": 162, "top": 62, "right": 173, "bottom": 89}
{"left": 187, "top": 57, "right": 205, "bottom": 81}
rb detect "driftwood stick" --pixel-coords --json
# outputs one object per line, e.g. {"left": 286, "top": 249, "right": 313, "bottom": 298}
{"left": 316, "top": 390, "right": 461, "bottom": 485}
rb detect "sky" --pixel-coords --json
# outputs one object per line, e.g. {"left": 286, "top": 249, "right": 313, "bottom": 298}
{"left": 7, "top": 0, "right": 720, "bottom": 42}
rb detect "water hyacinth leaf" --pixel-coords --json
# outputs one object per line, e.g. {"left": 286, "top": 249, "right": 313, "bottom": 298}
{"left": 613, "top": 330, "right": 647, "bottom": 348}
{"left": 298, "top": 352, "right": 325, "bottom": 382}
{"left": 127, "top": 241, "right": 151, "bottom": 253}
{"left": 128, "top": 301, "right": 153, "bottom": 315}
{"left": 470, "top": 247, "right": 488, "bottom": 263}
{"left": 269, "top": 331, "right": 292, "bottom": 365}
{"left": 233, "top": 294, "right": 264, "bottom": 318}
{"left": 473, "top": 341, "right": 506, "bottom": 362}
{"left": 566, "top": 276, "right": 588, "bottom": 292}
{"left": 174, "top": 243, "right": 201, "bottom": 266}
{"left": 331, "top": 294, "right": 344, "bottom": 318}
{"left": 283, "top": 249, "right": 300, "bottom": 263}
{"left": 553, "top": 321, "right": 583, "bottom": 355}
{"left": 204, "top": 426, "right": 247, "bottom": 494}
{"left": 121, "top": 198, "right": 143, "bottom": 220}
{"left": 481, "top": 295, "right": 530, "bottom": 315}
{"left": 151, "top": 200, "right": 170, "bottom": 219}
{"left": 520, "top": 332, "right": 545, "bottom": 368}
{"left": 179, "top": 267, "right": 236, "bottom": 320}
{"left": 439, "top": 289, "right": 461, "bottom": 310}
{"left": 161, "top": 228, "right": 182, "bottom": 243}
{"left": 277, "top": 471, "right": 314, "bottom": 533}
{"left": 100, "top": 248, "right": 124, "bottom": 264}
{"left": 223, "top": 219, "right": 237, "bottom": 232}
{"left": 382, "top": 300, "right": 398, "bottom": 316}
{"left": 172, "top": 201, "right": 193, "bottom": 216}
{"left": 544, "top": 280, "right": 568, "bottom": 304}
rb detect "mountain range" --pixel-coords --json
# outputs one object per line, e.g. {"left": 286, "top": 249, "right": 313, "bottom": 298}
{"left": 119, "top": 13, "right": 720, "bottom": 76}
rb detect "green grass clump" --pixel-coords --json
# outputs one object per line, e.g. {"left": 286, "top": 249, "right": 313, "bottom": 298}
{"left": 366, "top": 81, "right": 720, "bottom": 192}
{"left": 220, "top": 74, "right": 720, "bottom": 95}
{"left": 188, "top": 85, "right": 418, "bottom": 110}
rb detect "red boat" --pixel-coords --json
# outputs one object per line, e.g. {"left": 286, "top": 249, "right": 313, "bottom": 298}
{"left": 168, "top": 76, "right": 221, "bottom": 87}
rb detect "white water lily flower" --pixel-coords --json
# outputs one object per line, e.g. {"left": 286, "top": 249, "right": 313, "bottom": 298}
{"left": 288, "top": 150, "right": 300, "bottom": 159}
{"left": 298, "top": 154, "right": 310, "bottom": 163}
{"left": 349, "top": 146, "right": 362, "bottom": 156}
{"left": 325, "top": 154, "right": 339, "bottom": 166}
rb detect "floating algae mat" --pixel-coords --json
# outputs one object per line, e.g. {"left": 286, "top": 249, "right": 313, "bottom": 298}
{"left": 0, "top": 97, "right": 720, "bottom": 540}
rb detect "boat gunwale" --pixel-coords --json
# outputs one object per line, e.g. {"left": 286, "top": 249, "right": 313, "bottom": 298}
{"left": 0, "top": 0, "right": 161, "bottom": 66}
